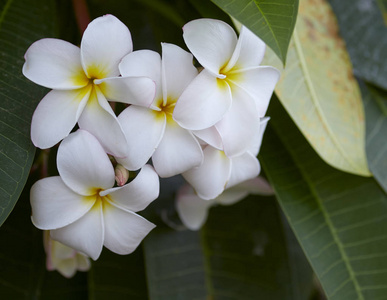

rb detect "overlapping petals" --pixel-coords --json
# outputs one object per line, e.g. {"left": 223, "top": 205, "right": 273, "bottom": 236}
{"left": 31, "top": 130, "right": 159, "bottom": 260}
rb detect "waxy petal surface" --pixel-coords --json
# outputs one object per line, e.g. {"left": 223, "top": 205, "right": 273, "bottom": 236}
{"left": 183, "top": 19, "right": 237, "bottom": 76}
{"left": 103, "top": 201, "right": 155, "bottom": 255}
{"left": 193, "top": 127, "right": 223, "bottom": 150}
{"left": 57, "top": 130, "right": 115, "bottom": 196}
{"left": 152, "top": 123, "right": 203, "bottom": 178}
{"left": 226, "top": 152, "right": 260, "bottom": 189}
{"left": 173, "top": 70, "right": 232, "bottom": 130}
{"left": 31, "top": 87, "right": 91, "bottom": 149}
{"left": 23, "top": 38, "right": 88, "bottom": 90}
{"left": 51, "top": 201, "right": 104, "bottom": 261}
{"left": 81, "top": 15, "right": 132, "bottom": 78}
{"left": 31, "top": 177, "right": 94, "bottom": 230}
{"left": 249, "top": 117, "right": 270, "bottom": 156}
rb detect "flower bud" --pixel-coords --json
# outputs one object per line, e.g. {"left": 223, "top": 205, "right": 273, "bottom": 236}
{"left": 115, "top": 164, "right": 129, "bottom": 186}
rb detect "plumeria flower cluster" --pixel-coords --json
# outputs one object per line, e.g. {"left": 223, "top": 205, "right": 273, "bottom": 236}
{"left": 24, "top": 14, "right": 279, "bottom": 276}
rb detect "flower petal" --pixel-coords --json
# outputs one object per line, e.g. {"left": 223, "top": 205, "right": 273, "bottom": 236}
{"left": 161, "top": 43, "right": 198, "bottom": 101}
{"left": 95, "top": 76, "right": 155, "bottom": 107}
{"left": 152, "top": 122, "right": 203, "bottom": 177}
{"left": 102, "top": 165, "right": 160, "bottom": 212}
{"left": 117, "top": 106, "right": 165, "bottom": 170}
{"left": 31, "top": 87, "right": 91, "bottom": 149}
{"left": 50, "top": 201, "right": 104, "bottom": 261}
{"left": 23, "top": 38, "right": 88, "bottom": 90}
{"left": 215, "top": 190, "right": 248, "bottom": 206}
{"left": 175, "top": 184, "right": 213, "bottom": 230}
{"left": 78, "top": 87, "right": 128, "bottom": 158}
{"left": 57, "top": 130, "right": 115, "bottom": 195}
{"left": 119, "top": 50, "right": 162, "bottom": 101}
{"left": 30, "top": 177, "right": 95, "bottom": 230}
{"left": 229, "top": 66, "right": 280, "bottom": 116}
{"left": 226, "top": 152, "right": 260, "bottom": 189}
{"left": 237, "top": 176, "right": 274, "bottom": 196}
{"left": 249, "top": 117, "right": 270, "bottom": 156}
{"left": 183, "top": 146, "right": 231, "bottom": 200}
{"left": 81, "top": 15, "right": 132, "bottom": 78}
{"left": 225, "top": 26, "right": 266, "bottom": 72}
{"left": 103, "top": 201, "right": 155, "bottom": 255}
{"left": 173, "top": 70, "right": 232, "bottom": 130}
{"left": 216, "top": 85, "right": 260, "bottom": 157}
{"left": 193, "top": 127, "right": 223, "bottom": 150}
{"left": 183, "top": 19, "right": 237, "bottom": 76}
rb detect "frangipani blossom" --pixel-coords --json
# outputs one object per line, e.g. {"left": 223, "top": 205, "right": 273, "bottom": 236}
{"left": 176, "top": 176, "right": 274, "bottom": 230}
{"left": 117, "top": 43, "right": 203, "bottom": 177}
{"left": 30, "top": 130, "right": 159, "bottom": 260}
{"left": 44, "top": 231, "right": 90, "bottom": 278}
{"left": 183, "top": 118, "right": 269, "bottom": 200}
{"left": 23, "top": 15, "right": 155, "bottom": 157}
{"left": 173, "top": 19, "right": 280, "bottom": 156}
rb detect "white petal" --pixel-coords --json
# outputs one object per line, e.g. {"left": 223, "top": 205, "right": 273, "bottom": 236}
{"left": 152, "top": 122, "right": 203, "bottom": 178}
{"left": 78, "top": 87, "right": 128, "bottom": 157}
{"left": 31, "top": 87, "right": 91, "bottom": 149}
{"left": 50, "top": 200, "right": 104, "bottom": 261}
{"left": 102, "top": 165, "right": 160, "bottom": 212}
{"left": 119, "top": 50, "right": 162, "bottom": 101}
{"left": 226, "top": 152, "right": 260, "bottom": 189}
{"left": 23, "top": 38, "right": 88, "bottom": 90}
{"left": 228, "top": 66, "right": 280, "bottom": 116}
{"left": 161, "top": 43, "right": 198, "bottom": 101}
{"left": 103, "top": 200, "right": 155, "bottom": 255}
{"left": 81, "top": 15, "right": 132, "bottom": 78}
{"left": 117, "top": 106, "right": 165, "bottom": 170}
{"left": 225, "top": 26, "right": 266, "bottom": 72}
{"left": 175, "top": 184, "right": 213, "bottom": 230}
{"left": 95, "top": 76, "right": 155, "bottom": 107}
{"left": 183, "top": 19, "right": 237, "bottom": 76}
{"left": 193, "top": 126, "right": 223, "bottom": 150}
{"left": 216, "top": 86, "right": 260, "bottom": 157}
{"left": 237, "top": 176, "right": 274, "bottom": 196}
{"left": 173, "top": 70, "right": 232, "bottom": 130}
{"left": 249, "top": 117, "right": 270, "bottom": 156}
{"left": 57, "top": 130, "right": 115, "bottom": 195}
{"left": 76, "top": 254, "right": 91, "bottom": 271}
{"left": 30, "top": 177, "right": 95, "bottom": 230}
{"left": 183, "top": 146, "right": 231, "bottom": 200}
{"left": 215, "top": 190, "right": 248, "bottom": 206}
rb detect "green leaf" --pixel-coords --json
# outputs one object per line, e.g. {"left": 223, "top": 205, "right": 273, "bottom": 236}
{"left": 361, "top": 82, "right": 387, "bottom": 193}
{"left": 0, "top": 0, "right": 56, "bottom": 226}
{"left": 211, "top": 0, "right": 298, "bottom": 65}
{"left": 260, "top": 97, "right": 387, "bottom": 300}
{"left": 144, "top": 196, "right": 314, "bottom": 299}
{"left": 263, "top": 0, "right": 370, "bottom": 177}
{"left": 376, "top": 0, "right": 387, "bottom": 24}
{"left": 329, "top": 0, "right": 387, "bottom": 90}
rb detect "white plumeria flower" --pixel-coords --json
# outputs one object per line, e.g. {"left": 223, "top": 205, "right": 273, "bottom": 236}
{"left": 116, "top": 43, "right": 203, "bottom": 177}
{"left": 176, "top": 176, "right": 274, "bottom": 230}
{"left": 183, "top": 117, "right": 269, "bottom": 200}
{"left": 30, "top": 130, "right": 159, "bottom": 260}
{"left": 44, "top": 231, "right": 91, "bottom": 278}
{"left": 23, "top": 15, "right": 155, "bottom": 157}
{"left": 173, "top": 19, "right": 280, "bottom": 157}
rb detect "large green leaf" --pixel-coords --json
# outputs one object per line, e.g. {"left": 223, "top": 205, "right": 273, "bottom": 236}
{"left": 260, "top": 97, "right": 387, "bottom": 300}
{"left": 263, "top": 0, "right": 370, "bottom": 177}
{"left": 361, "top": 83, "right": 387, "bottom": 193}
{"left": 0, "top": 0, "right": 56, "bottom": 226}
{"left": 144, "top": 196, "right": 314, "bottom": 299}
{"left": 329, "top": 0, "right": 387, "bottom": 90}
{"left": 211, "top": 0, "right": 298, "bottom": 65}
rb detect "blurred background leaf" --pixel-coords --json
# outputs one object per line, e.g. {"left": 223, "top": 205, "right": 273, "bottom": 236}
{"left": 261, "top": 97, "right": 387, "bottom": 300}
{"left": 329, "top": 0, "right": 387, "bottom": 90}
{"left": 0, "top": 0, "right": 57, "bottom": 226}
{"left": 263, "top": 0, "right": 370, "bottom": 177}
{"left": 211, "top": 0, "right": 298, "bottom": 65}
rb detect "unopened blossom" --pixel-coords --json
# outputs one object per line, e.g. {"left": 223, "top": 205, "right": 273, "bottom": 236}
{"left": 176, "top": 176, "right": 274, "bottom": 230}
{"left": 117, "top": 43, "right": 203, "bottom": 177}
{"left": 44, "top": 231, "right": 90, "bottom": 278}
{"left": 183, "top": 118, "right": 269, "bottom": 200}
{"left": 173, "top": 19, "right": 280, "bottom": 156}
{"left": 30, "top": 130, "right": 159, "bottom": 260}
{"left": 23, "top": 15, "right": 155, "bottom": 157}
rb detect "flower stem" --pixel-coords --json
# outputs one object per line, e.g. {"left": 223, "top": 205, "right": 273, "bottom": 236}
{"left": 72, "top": 0, "right": 91, "bottom": 34}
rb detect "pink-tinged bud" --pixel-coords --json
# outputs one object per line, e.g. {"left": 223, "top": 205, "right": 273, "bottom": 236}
{"left": 115, "top": 164, "right": 129, "bottom": 186}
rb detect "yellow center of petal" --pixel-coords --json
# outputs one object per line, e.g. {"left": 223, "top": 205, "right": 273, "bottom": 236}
{"left": 153, "top": 97, "right": 177, "bottom": 125}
